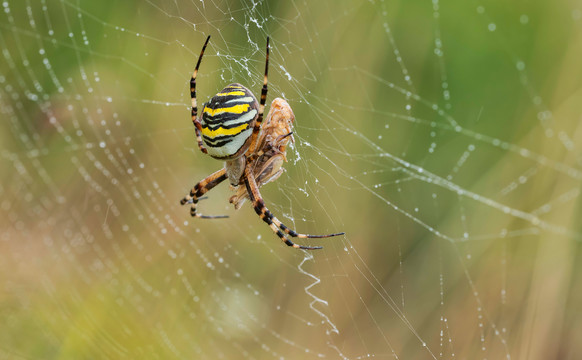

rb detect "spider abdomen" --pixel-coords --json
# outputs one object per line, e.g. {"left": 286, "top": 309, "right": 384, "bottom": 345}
{"left": 200, "top": 83, "right": 258, "bottom": 159}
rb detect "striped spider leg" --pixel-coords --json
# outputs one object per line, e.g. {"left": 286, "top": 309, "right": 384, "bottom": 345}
{"left": 190, "top": 35, "right": 211, "bottom": 155}
{"left": 180, "top": 168, "right": 229, "bottom": 219}
{"left": 243, "top": 165, "right": 344, "bottom": 250}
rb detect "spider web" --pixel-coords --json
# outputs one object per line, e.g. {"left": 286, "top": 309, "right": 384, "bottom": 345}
{"left": 1, "top": 0, "right": 582, "bottom": 358}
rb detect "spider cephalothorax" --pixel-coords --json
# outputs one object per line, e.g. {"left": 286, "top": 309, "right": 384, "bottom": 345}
{"left": 180, "top": 35, "right": 343, "bottom": 250}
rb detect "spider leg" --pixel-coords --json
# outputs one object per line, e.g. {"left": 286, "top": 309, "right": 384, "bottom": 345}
{"left": 191, "top": 35, "right": 211, "bottom": 154}
{"left": 248, "top": 37, "right": 270, "bottom": 154}
{"left": 244, "top": 167, "right": 343, "bottom": 250}
{"left": 180, "top": 168, "right": 229, "bottom": 219}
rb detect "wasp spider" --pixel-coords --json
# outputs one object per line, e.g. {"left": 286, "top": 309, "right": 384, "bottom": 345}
{"left": 180, "top": 35, "right": 344, "bottom": 250}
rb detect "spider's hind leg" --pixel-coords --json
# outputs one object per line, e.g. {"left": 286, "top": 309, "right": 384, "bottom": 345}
{"left": 244, "top": 167, "right": 344, "bottom": 250}
{"left": 180, "top": 168, "right": 229, "bottom": 219}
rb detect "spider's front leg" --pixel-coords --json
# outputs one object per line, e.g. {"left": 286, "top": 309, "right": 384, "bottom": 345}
{"left": 180, "top": 168, "right": 229, "bottom": 219}
{"left": 190, "top": 35, "right": 210, "bottom": 155}
{"left": 243, "top": 166, "right": 344, "bottom": 250}
{"left": 192, "top": 114, "right": 208, "bottom": 155}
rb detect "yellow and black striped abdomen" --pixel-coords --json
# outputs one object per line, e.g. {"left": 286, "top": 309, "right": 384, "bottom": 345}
{"left": 200, "top": 83, "right": 259, "bottom": 159}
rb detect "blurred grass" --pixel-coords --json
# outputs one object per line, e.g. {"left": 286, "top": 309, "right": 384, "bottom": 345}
{"left": 1, "top": 0, "right": 582, "bottom": 359}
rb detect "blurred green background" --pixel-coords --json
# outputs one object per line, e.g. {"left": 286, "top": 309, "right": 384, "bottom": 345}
{"left": 1, "top": 0, "right": 582, "bottom": 358}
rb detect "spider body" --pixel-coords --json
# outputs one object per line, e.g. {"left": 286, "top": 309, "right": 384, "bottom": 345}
{"left": 180, "top": 35, "right": 344, "bottom": 250}
{"left": 200, "top": 83, "right": 258, "bottom": 160}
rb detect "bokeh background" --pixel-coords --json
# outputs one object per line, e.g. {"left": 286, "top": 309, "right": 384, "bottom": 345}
{"left": 1, "top": 0, "right": 582, "bottom": 359}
